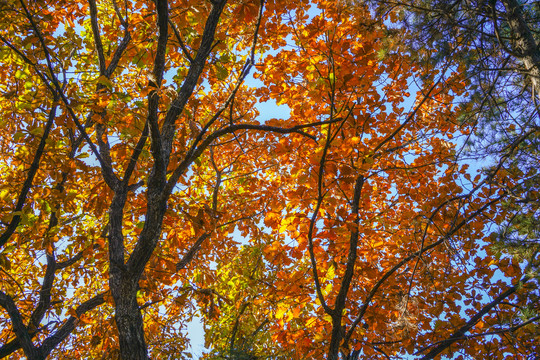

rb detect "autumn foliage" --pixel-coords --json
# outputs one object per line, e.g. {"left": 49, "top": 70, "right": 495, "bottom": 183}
{"left": 0, "top": 0, "right": 538, "bottom": 359}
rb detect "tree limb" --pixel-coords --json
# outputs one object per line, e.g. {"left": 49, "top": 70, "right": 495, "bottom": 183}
{"left": 0, "top": 103, "right": 57, "bottom": 249}
{"left": 418, "top": 275, "right": 532, "bottom": 360}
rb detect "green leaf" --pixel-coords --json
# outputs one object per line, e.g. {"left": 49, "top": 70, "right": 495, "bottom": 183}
{"left": 96, "top": 75, "right": 113, "bottom": 90}
{"left": 29, "top": 127, "right": 44, "bottom": 136}
{"left": 328, "top": 72, "right": 335, "bottom": 85}
{"left": 215, "top": 63, "right": 228, "bottom": 81}
{"left": 0, "top": 254, "right": 11, "bottom": 270}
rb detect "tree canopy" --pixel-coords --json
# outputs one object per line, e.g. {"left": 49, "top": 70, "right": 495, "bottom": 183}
{"left": 0, "top": 0, "right": 538, "bottom": 359}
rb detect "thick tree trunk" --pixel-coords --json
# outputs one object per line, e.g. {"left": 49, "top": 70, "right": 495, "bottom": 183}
{"left": 114, "top": 283, "right": 148, "bottom": 360}
{"left": 328, "top": 315, "right": 343, "bottom": 360}
{"left": 501, "top": 0, "right": 540, "bottom": 96}
{"left": 108, "top": 190, "right": 151, "bottom": 360}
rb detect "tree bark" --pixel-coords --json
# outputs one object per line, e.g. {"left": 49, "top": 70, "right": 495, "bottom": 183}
{"left": 501, "top": 0, "right": 540, "bottom": 97}
{"left": 114, "top": 283, "right": 148, "bottom": 360}
{"left": 0, "top": 291, "right": 43, "bottom": 360}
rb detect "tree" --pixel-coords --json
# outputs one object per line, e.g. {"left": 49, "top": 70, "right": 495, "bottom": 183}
{"left": 0, "top": 1, "right": 537, "bottom": 360}
{"left": 0, "top": 0, "right": 304, "bottom": 358}
{"left": 361, "top": 0, "right": 540, "bottom": 357}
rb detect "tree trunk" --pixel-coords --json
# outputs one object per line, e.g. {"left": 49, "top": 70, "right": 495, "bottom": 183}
{"left": 114, "top": 282, "right": 148, "bottom": 360}
{"left": 108, "top": 191, "right": 150, "bottom": 360}
{"left": 501, "top": 0, "right": 540, "bottom": 96}
{"left": 327, "top": 315, "right": 343, "bottom": 360}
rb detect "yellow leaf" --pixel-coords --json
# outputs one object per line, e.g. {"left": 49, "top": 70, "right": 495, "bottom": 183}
{"left": 275, "top": 304, "right": 288, "bottom": 319}
{"left": 325, "top": 263, "right": 335, "bottom": 281}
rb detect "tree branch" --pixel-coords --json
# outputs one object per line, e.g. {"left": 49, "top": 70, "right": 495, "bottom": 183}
{"left": 121, "top": 121, "right": 149, "bottom": 188}
{"left": 343, "top": 194, "right": 506, "bottom": 348}
{"left": 39, "top": 293, "right": 106, "bottom": 358}
{"left": 28, "top": 254, "right": 56, "bottom": 332}
{"left": 0, "top": 291, "right": 40, "bottom": 359}
{"left": 165, "top": 118, "right": 343, "bottom": 196}
{"left": 306, "top": 119, "right": 335, "bottom": 317}
{"left": 418, "top": 275, "right": 532, "bottom": 360}
{"left": 168, "top": 19, "right": 193, "bottom": 63}
{"left": 146, "top": 0, "right": 169, "bottom": 181}
{"left": 88, "top": 0, "right": 107, "bottom": 74}
{"left": 0, "top": 103, "right": 57, "bottom": 249}
{"left": 160, "top": 0, "right": 228, "bottom": 158}
{"left": 18, "top": 0, "right": 120, "bottom": 190}
{"left": 176, "top": 233, "right": 211, "bottom": 271}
